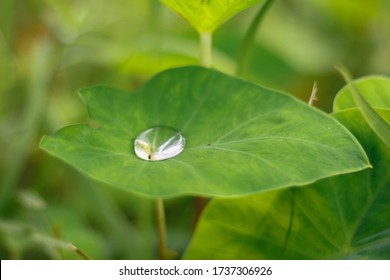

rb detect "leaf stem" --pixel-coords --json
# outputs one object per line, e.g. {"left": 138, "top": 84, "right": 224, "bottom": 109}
{"left": 236, "top": 0, "right": 275, "bottom": 76}
{"left": 200, "top": 31, "right": 212, "bottom": 67}
{"left": 192, "top": 196, "right": 208, "bottom": 231}
{"left": 155, "top": 197, "right": 167, "bottom": 260}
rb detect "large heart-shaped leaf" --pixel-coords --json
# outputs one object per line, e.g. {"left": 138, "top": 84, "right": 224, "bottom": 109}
{"left": 160, "top": 0, "right": 263, "bottom": 32}
{"left": 185, "top": 109, "right": 390, "bottom": 259}
{"left": 40, "top": 66, "right": 369, "bottom": 198}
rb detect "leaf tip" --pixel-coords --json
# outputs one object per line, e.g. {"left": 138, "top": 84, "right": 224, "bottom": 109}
{"left": 38, "top": 135, "right": 48, "bottom": 149}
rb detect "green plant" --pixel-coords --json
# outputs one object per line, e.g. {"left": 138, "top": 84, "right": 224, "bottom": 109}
{"left": 186, "top": 85, "right": 390, "bottom": 259}
{"left": 1, "top": 0, "right": 389, "bottom": 260}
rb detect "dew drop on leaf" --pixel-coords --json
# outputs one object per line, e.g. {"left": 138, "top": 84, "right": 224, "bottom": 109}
{"left": 134, "top": 126, "right": 185, "bottom": 161}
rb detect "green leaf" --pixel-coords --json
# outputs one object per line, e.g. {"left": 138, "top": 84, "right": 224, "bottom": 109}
{"left": 40, "top": 66, "right": 369, "bottom": 198}
{"left": 185, "top": 109, "right": 390, "bottom": 259}
{"left": 160, "top": 0, "right": 263, "bottom": 33}
{"left": 334, "top": 76, "right": 390, "bottom": 111}
{"left": 334, "top": 71, "right": 390, "bottom": 148}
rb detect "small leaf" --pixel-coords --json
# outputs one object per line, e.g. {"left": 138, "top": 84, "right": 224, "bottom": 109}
{"left": 334, "top": 76, "right": 390, "bottom": 111}
{"left": 335, "top": 68, "right": 390, "bottom": 148}
{"left": 185, "top": 109, "right": 390, "bottom": 259}
{"left": 160, "top": 0, "right": 264, "bottom": 32}
{"left": 40, "top": 66, "right": 369, "bottom": 198}
{"left": 351, "top": 86, "right": 390, "bottom": 148}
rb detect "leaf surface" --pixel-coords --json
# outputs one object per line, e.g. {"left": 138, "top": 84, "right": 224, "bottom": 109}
{"left": 185, "top": 109, "right": 390, "bottom": 259}
{"left": 334, "top": 76, "right": 390, "bottom": 111}
{"left": 334, "top": 75, "right": 390, "bottom": 148}
{"left": 40, "top": 66, "right": 369, "bottom": 197}
{"left": 160, "top": 0, "right": 263, "bottom": 32}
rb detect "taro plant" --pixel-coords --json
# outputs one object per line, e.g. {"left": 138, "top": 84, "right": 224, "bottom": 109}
{"left": 32, "top": 0, "right": 390, "bottom": 259}
{"left": 185, "top": 75, "right": 390, "bottom": 259}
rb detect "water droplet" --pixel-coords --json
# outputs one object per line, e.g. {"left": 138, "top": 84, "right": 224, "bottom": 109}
{"left": 134, "top": 126, "right": 185, "bottom": 161}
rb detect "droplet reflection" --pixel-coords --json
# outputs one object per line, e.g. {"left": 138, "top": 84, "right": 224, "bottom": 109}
{"left": 134, "top": 126, "right": 185, "bottom": 161}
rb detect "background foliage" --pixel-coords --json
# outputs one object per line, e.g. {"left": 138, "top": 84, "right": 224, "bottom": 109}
{"left": 0, "top": 0, "right": 389, "bottom": 259}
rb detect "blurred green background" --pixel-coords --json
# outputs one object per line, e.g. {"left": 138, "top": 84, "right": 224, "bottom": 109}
{"left": 0, "top": 0, "right": 389, "bottom": 259}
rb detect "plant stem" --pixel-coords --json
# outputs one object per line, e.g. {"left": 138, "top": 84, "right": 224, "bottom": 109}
{"left": 155, "top": 197, "right": 167, "bottom": 260}
{"left": 192, "top": 196, "right": 208, "bottom": 231}
{"left": 200, "top": 31, "right": 212, "bottom": 67}
{"left": 236, "top": 0, "right": 275, "bottom": 76}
